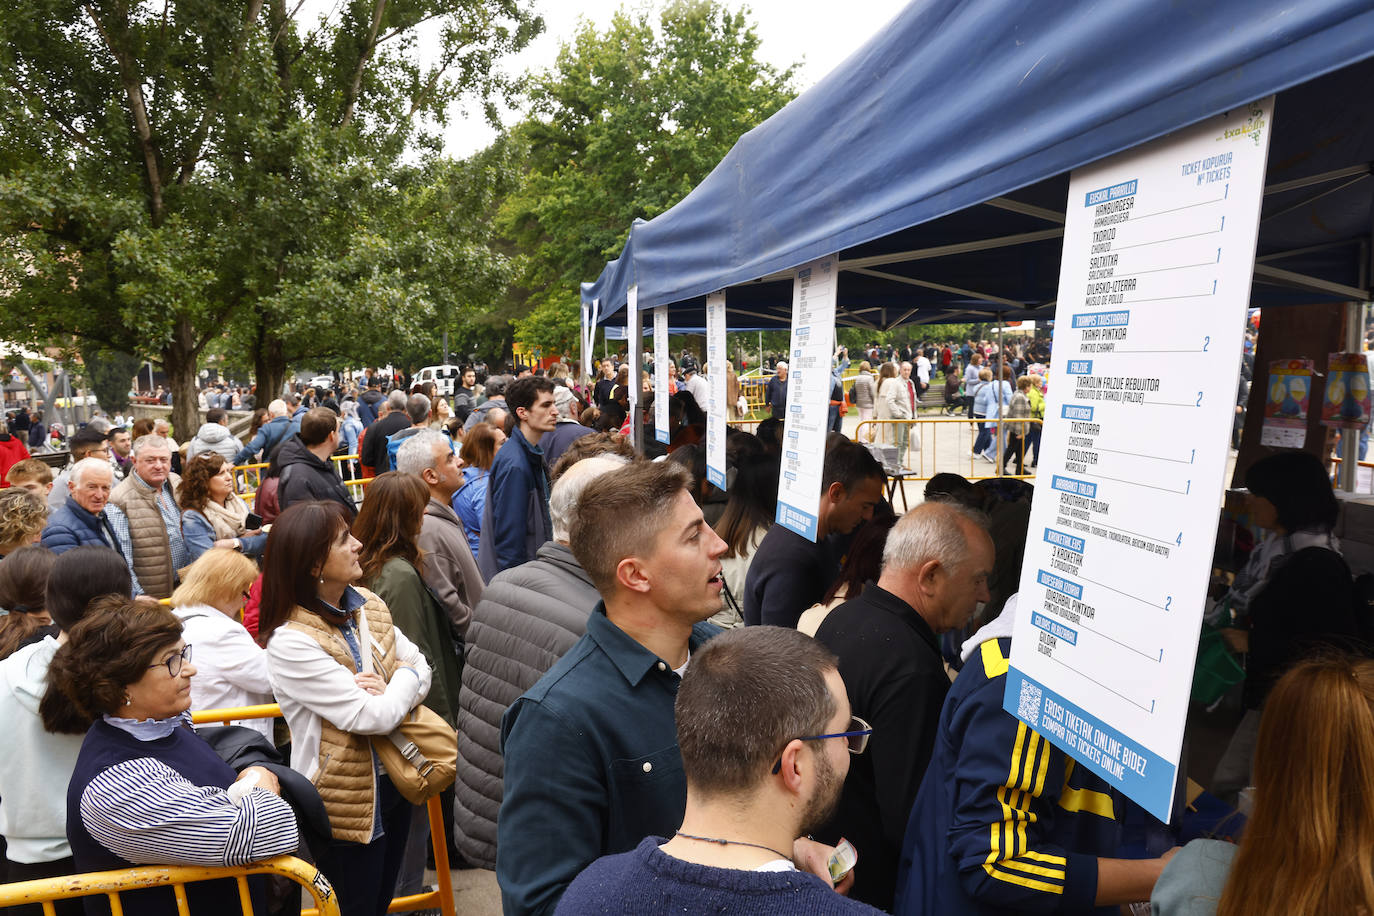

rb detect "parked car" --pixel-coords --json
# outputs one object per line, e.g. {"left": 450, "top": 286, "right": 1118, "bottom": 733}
{"left": 414, "top": 364, "right": 462, "bottom": 397}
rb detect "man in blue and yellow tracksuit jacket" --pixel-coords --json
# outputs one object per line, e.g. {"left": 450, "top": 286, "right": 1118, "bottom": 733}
{"left": 894, "top": 606, "right": 1168, "bottom": 914}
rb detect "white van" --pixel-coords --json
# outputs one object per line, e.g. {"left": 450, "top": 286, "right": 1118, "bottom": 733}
{"left": 414, "top": 364, "right": 462, "bottom": 398}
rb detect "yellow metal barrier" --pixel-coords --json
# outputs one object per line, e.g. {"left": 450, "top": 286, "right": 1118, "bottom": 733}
{"left": 189, "top": 703, "right": 455, "bottom": 916}
{"left": 0, "top": 855, "right": 339, "bottom": 915}
{"left": 233, "top": 462, "right": 269, "bottom": 508}
{"left": 330, "top": 454, "right": 372, "bottom": 503}
{"left": 852, "top": 416, "right": 1039, "bottom": 484}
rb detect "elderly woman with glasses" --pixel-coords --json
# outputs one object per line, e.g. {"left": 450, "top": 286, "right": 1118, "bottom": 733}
{"left": 42, "top": 596, "right": 299, "bottom": 916}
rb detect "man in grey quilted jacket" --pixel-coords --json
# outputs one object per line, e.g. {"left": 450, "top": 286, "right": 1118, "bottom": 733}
{"left": 451, "top": 453, "right": 629, "bottom": 867}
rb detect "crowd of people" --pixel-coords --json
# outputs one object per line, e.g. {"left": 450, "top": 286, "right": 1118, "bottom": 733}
{"left": 0, "top": 348, "right": 1368, "bottom": 916}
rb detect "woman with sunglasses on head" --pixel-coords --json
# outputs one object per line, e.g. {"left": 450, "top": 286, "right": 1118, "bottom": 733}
{"left": 43, "top": 595, "right": 298, "bottom": 916}
{"left": 259, "top": 500, "right": 432, "bottom": 916}
{"left": 179, "top": 452, "right": 266, "bottom": 567}
{"left": 169, "top": 547, "right": 274, "bottom": 740}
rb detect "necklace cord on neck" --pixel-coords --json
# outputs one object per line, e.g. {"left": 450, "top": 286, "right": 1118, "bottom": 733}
{"left": 674, "top": 831, "right": 792, "bottom": 864}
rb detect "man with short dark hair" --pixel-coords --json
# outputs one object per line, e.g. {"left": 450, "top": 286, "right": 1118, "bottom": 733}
{"left": 743, "top": 442, "right": 886, "bottom": 628}
{"left": 463, "top": 375, "right": 510, "bottom": 432}
{"left": 539, "top": 385, "right": 594, "bottom": 468}
{"left": 478, "top": 376, "right": 558, "bottom": 579}
{"left": 359, "top": 389, "right": 409, "bottom": 474}
{"left": 453, "top": 454, "right": 626, "bottom": 868}
{"left": 276, "top": 406, "right": 355, "bottom": 516}
{"left": 108, "top": 426, "right": 133, "bottom": 481}
{"left": 558, "top": 627, "right": 883, "bottom": 914}
{"left": 186, "top": 407, "right": 244, "bottom": 464}
{"left": 355, "top": 375, "right": 385, "bottom": 427}
{"left": 813, "top": 502, "right": 995, "bottom": 910}
{"left": 497, "top": 461, "right": 726, "bottom": 914}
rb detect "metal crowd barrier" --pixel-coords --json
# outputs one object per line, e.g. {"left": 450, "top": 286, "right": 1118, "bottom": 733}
{"left": 190, "top": 703, "right": 455, "bottom": 916}
{"left": 21, "top": 701, "right": 456, "bottom": 914}
{"left": 852, "top": 416, "right": 1040, "bottom": 484}
{"left": 233, "top": 456, "right": 373, "bottom": 509}
{"left": 0, "top": 855, "right": 339, "bottom": 916}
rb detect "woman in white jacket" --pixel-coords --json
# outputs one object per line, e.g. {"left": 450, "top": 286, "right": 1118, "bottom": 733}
{"left": 0, "top": 547, "right": 132, "bottom": 915}
{"left": 260, "top": 501, "right": 433, "bottom": 916}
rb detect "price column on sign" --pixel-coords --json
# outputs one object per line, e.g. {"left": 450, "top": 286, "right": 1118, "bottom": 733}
{"left": 775, "top": 256, "right": 837, "bottom": 541}
{"left": 705, "top": 292, "right": 728, "bottom": 490}
{"left": 1005, "top": 98, "right": 1274, "bottom": 822}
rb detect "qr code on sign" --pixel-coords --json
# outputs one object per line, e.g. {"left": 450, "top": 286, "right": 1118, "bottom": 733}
{"left": 1017, "top": 680, "right": 1043, "bottom": 725}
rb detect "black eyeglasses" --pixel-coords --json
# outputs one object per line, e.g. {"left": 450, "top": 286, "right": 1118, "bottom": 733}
{"left": 148, "top": 644, "right": 193, "bottom": 678}
{"left": 771, "top": 715, "right": 873, "bottom": 774}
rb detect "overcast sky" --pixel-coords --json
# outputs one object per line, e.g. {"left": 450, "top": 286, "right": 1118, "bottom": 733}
{"left": 436, "top": 0, "right": 915, "bottom": 157}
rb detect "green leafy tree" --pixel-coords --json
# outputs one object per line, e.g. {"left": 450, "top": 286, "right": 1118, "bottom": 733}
{"left": 499, "top": 0, "right": 795, "bottom": 355}
{"left": 0, "top": 0, "right": 540, "bottom": 434}
{"left": 78, "top": 344, "right": 141, "bottom": 414}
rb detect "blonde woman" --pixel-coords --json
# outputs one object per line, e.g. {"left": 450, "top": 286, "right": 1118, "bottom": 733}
{"left": 171, "top": 548, "right": 274, "bottom": 739}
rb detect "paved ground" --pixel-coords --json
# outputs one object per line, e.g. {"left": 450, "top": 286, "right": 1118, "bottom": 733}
{"left": 442, "top": 866, "right": 502, "bottom": 913}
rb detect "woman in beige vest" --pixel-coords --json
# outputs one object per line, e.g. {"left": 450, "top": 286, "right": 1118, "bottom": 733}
{"left": 260, "top": 501, "right": 433, "bottom": 916}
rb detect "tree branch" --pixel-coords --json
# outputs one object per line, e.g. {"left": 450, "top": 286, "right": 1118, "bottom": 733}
{"left": 338, "top": 0, "right": 388, "bottom": 129}
{"left": 376, "top": 12, "right": 445, "bottom": 45}
{"left": 175, "top": 0, "right": 266, "bottom": 185}
{"left": 3, "top": 73, "right": 99, "bottom": 152}
{"left": 83, "top": 4, "right": 165, "bottom": 226}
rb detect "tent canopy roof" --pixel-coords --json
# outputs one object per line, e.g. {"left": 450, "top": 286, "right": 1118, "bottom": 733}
{"left": 587, "top": 0, "right": 1374, "bottom": 330}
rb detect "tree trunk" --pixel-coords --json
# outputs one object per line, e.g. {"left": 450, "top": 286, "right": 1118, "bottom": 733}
{"left": 253, "top": 318, "right": 286, "bottom": 407}
{"left": 164, "top": 318, "right": 201, "bottom": 442}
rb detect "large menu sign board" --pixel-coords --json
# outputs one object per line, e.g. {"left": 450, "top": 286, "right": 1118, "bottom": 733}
{"left": 705, "top": 291, "right": 728, "bottom": 490}
{"left": 775, "top": 256, "right": 837, "bottom": 541}
{"left": 1004, "top": 98, "right": 1274, "bottom": 821}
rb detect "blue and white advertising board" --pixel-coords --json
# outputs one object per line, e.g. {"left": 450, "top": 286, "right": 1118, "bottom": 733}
{"left": 1005, "top": 98, "right": 1275, "bottom": 821}
{"left": 654, "top": 306, "right": 670, "bottom": 444}
{"left": 775, "top": 256, "right": 837, "bottom": 541}
{"left": 706, "top": 291, "right": 728, "bottom": 490}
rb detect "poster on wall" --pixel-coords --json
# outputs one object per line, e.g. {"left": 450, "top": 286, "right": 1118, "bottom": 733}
{"left": 1004, "top": 97, "right": 1274, "bottom": 822}
{"left": 775, "top": 256, "right": 837, "bottom": 541}
{"left": 705, "top": 291, "right": 728, "bottom": 490}
{"left": 1320, "top": 352, "right": 1370, "bottom": 429}
{"left": 1260, "top": 359, "right": 1312, "bottom": 448}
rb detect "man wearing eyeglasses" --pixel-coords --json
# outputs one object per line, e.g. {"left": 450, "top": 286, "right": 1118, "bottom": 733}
{"left": 812, "top": 501, "right": 995, "bottom": 911}
{"left": 557, "top": 627, "right": 883, "bottom": 914}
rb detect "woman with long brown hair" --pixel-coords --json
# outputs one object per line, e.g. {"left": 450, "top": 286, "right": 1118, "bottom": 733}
{"left": 353, "top": 472, "right": 462, "bottom": 905}
{"left": 259, "top": 500, "right": 432, "bottom": 916}
{"left": 1152, "top": 654, "right": 1374, "bottom": 915}
{"left": 0, "top": 545, "right": 56, "bottom": 660}
{"left": 179, "top": 452, "right": 265, "bottom": 566}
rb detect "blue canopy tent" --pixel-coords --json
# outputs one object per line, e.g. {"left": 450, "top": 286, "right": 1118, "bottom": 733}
{"left": 584, "top": 0, "right": 1374, "bottom": 332}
